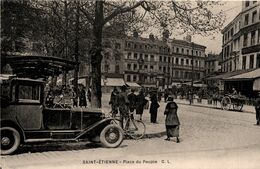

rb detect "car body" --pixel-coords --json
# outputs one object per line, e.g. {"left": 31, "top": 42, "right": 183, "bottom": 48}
{"left": 0, "top": 75, "right": 123, "bottom": 155}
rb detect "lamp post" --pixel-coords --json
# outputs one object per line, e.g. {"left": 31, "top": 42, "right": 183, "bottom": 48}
{"left": 190, "top": 42, "right": 194, "bottom": 105}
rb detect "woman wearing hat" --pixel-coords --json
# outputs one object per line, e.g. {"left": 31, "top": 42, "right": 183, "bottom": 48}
{"left": 164, "top": 97, "right": 180, "bottom": 143}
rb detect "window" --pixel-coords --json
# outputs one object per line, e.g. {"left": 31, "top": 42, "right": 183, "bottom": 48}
{"left": 176, "top": 58, "right": 179, "bottom": 65}
{"left": 164, "top": 57, "right": 167, "bottom": 62}
{"left": 243, "top": 33, "right": 248, "bottom": 47}
{"left": 176, "top": 48, "right": 179, "bottom": 53}
{"left": 150, "top": 55, "right": 154, "bottom": 61}
{"left": 251, "top": 31, "right": 256, "bottom": 45}
{"left": 134, "top": 44, "right": 137, "bottom": 49}
{"left": 127, "top": 52, "right": 131, "bottom": 59}
{"left": 144, "top": 65, "right": 148, "bottom": 69}
{"left": 252, "top": 11, "right": 257, "bottom": 23}
{"left": 182, "top": 48, "right": 184, "bottom": 54}
{"left": 134, "top": 53, "right": 138, "bottom": 59}
{"left": 159, "top": 56, "right": 162, "bottom": 62}
{"left": 139, "top": 54, "right": 143, "bottom": 59}
{"left": 127, "top": 75, "right": 131, "bottom": 81}
{"left": 150, "top": 65, "right": 154, "bottom": 70}
{"left": 105, "top": 64, "right": 109, "bottom": 72}
{"left": 115, "top": 65, "right": 120, "bottom": 73}
{"left": 245, "top": 1, "right": 250, "bottom": 7}
{"left": 258, "top": 29, "right": 260, "bottom": 44}
{"left": 187, "top": 49, "right": 189, "bottom": 55}
{"left": 159, "top": 66, "right": 162, "bottom": 71}
{"left": 168, "top": 57, "right": 170, "bottom": 63}
{"left": 257, "top": 54, "right": 260, "bottom": 68}
{"left": 244, "top": 14, "right": 249, "bottom": 25}
{"left": 127, "top": 64, "right": 131, "bottom": 70}
{"left": 249, "top": 55, "right": 254, "bottom": 69}
{"left": 196, "top": 51, "right": 198, "bottom": 56}
{"left": 181, "top": 59, "right": 184, "bottom": 65}
{"left": 144, "top": 54, "right": 148, "bottom": 61}
{"left": 18, "top": 85, "right": 40, "bottom": 102}
{"left": 163, "top": 67, "right": 166, "bottom": 73}
{"left": 133, "top": 75, "right": 137, "bottom": 82}
{"left": 242, "top": 56, "right": 247, "bottom": 69}
{"left": 175, "top": 71, "right": 179, "bottom": 78}
{"left": 139, "top": 65, "right": 142, "bottom": 70}
{"left": 133, "top": 64, "right": 137, "bottom": 70}
{"left": 231, "top": 28, "right": 234, "bottom": 36}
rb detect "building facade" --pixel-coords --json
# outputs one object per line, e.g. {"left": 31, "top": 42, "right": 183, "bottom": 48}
{"left": 222, "top": 1, "right": 260, "bottom": 72}
{"left": 205, "top": 54, "right": 221, "bottom": 76}
{"left": 99, "top": 33, "right": 206, "bottom": 91}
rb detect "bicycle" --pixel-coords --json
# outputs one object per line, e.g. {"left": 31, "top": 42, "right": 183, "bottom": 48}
{"left": 108, "top": 110, "right": 146, "bottom": 140}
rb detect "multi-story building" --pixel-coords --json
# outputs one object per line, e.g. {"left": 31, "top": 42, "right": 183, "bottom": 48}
{"left": 170, "top": 36, "right": 206, "bottom": 86}
{"left": 205, "top": 54, "right": 221, "bottom": 76}
{"left": 222, "top": 1, "right": 260, "bottom": 72}
{"left": 98, "top": 32, "right": 206, "bottom": 91}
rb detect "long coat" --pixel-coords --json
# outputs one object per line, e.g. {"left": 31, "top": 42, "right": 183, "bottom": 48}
{"left": 136, "top": 92, "right": 146, "bottom": 115}
{"left": 164, "top": 101, "right": 180, "bottom": 125}
{"left": 128, "top": 92, "right": 137, "bottom": 112}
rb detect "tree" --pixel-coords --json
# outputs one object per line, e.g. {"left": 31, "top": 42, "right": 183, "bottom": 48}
{"left": 79, "top": 0, "right": 225, "bottom": 108}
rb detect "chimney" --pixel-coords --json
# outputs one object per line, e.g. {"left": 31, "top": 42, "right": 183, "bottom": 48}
{"left": 162, "top": 29, "right": 170, "bottom": 42}
{"left": 133, "top": 30, "right": 138, "bottom": 38}
{"left": 185, "top": 35, "right": 192, "bottom": 42}
{"left": 149, "top": 33, "right": 155, "bottom": 41}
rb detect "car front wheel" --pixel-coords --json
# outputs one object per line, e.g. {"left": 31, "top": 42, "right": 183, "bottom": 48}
{"left": 1, "top": 127, "right": 21, "bottom": 155}
{"left": 100, "top": 124, "right": 123, "bottom": 148}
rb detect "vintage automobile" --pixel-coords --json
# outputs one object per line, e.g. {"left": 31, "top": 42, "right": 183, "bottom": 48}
{"left": 0, "top": 75, "right": 124, "bottom": 155}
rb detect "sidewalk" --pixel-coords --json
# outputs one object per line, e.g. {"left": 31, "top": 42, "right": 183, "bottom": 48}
{"left": 174, "top": 98, "right": 255, "bottom": 114}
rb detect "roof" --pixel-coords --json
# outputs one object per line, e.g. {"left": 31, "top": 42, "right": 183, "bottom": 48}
{"left": 224, "top": 68, "right": 260, "bottom": 81}
{"left": 101, "top": 78, "right": 125, "bottom": 87}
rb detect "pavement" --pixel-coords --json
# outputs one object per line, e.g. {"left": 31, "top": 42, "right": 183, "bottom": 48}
{"left": 99, "top": 93, "right": 256, "bottom": 139}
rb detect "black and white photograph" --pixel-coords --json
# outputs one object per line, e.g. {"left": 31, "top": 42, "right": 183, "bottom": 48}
{"left": 1, "top": 0, "right": 260, "bottom": 169}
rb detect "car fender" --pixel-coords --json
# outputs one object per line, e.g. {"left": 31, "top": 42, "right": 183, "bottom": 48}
{"left": 75, "top": 118, "right": 118, "bottom": 139}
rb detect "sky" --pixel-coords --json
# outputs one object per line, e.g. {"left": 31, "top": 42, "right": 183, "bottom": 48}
{"left": 186, "top": 1, "right": 243, "bottom": 54}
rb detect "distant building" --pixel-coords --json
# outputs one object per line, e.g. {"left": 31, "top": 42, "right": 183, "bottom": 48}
{"left": 205, "top": 54, "right": 221, "bottom": 76}
{"left": 221, "top": 1, "right": 260, "bottom": 72}
{"left": 96, "top": 32, "right": 206, "bottom": 92}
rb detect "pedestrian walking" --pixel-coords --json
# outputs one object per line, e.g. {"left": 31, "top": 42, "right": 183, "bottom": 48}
{"left": 87, "top": 88, "right": 91, "bottom": 103}
{"left": 71, "top": 88, "right": 78, "bottom": 107}
{"left": 117, "top": 85, "right": 129, "bottom": 128}
{"left": 79, "top": 85, "right": 87, "bottom": 108}
{"left": 128, "top": 89, "right": 137, "bottom": 119}
{"left": 164, "top": 90, "right": 169, "bottom": 102}
{"left": 136, "top": 89, "right": 147, "bottom": 121}
{"left": 150, "top": 93, "right": 160, "bottom": 123}
{"left": 255, "top": 93, "right": 260, "bottom": 125}
{"left": 164, "top": 97, "right": 180, "bottom": 143}
{"left": 109, "top": 87, "right": 119, "bottom": 117}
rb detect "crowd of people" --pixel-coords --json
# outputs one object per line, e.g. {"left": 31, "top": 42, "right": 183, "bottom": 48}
{"left": 109, "top": 85, "right": 181, "bottom": 142}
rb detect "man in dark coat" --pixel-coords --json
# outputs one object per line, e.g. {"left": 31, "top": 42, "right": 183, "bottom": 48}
{"left": 109, "top": 87, "right": 119, "bottom": 117}
{"left": 128, "top": 89, "right": 137, "bottom": 118}
{"left": 79, "top": 85, "right": 87, "bottom": 108}
{"left": 164, "top": 97, "right": 180, "bottom": 143}
{"left": 117, "top": 85, "right": 129, "bottom": 128}
{"left": 255, "top": 93, "right": 260, "bottom": 125}
{"left": 136, "top": 89, "right": 147, "bottom": 121}
{"left": 150, "top": 93, "right": 160, "bottom": 123}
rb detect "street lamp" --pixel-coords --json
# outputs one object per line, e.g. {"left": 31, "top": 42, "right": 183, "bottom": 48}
{"left": 190, "top": 42, "right": 194, "bottom": 105}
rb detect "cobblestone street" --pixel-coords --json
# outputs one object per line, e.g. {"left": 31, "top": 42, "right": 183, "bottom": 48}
{"left": 1, "top": 96, "right": 260, "bottom": 169}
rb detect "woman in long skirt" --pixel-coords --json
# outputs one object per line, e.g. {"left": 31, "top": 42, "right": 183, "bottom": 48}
{"left": 164, "top": 97, "right": 180, "bottom": 143}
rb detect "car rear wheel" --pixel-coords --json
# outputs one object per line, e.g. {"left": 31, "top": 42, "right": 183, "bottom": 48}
{"left": 100, "top": 124, "right": 123, "bottom": 148}
{"left": 1, "top": 127, "right": 21, "bottom": 155}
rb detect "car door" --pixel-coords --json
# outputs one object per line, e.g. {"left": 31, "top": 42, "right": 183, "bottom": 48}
{"left": 14, "top": 81, "right": 43, "bottom": 130}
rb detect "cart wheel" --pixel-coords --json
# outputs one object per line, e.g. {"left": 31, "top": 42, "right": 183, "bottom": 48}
{"left": 221, "top": 96, "right": 231, "bottom": 111}
{"left": 233, "top": 101, "right": 243, "bottom": 111}
{"left": 1, "top": 127, "right": 21, "bottom": 155}
{"left": 100, "top": 124, "right": 123, "bottom": 148}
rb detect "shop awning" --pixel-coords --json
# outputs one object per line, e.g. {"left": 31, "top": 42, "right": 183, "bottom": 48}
{"left": 224, "top": 68, "right": 260, "bottom": 81}
{"left": 206, "top": 69, "right": 250, "bottom": 80}
{"left": 101, "top": 78, "right": 125, "bottom": 87}
{"left": 126, "top": 82, "right": 141, "bottom": 88}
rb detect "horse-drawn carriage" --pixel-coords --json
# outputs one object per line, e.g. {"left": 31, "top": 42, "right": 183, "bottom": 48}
{"left": 212, "top": 93, "right": 247, "bottom": 111}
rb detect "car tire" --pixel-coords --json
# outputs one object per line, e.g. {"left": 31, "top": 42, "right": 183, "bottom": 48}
{"left": 100, "top": 124, "right": 123, "bottom": 148}
{"left": 1, "top": 127, "right": 21, "bottom": 155}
